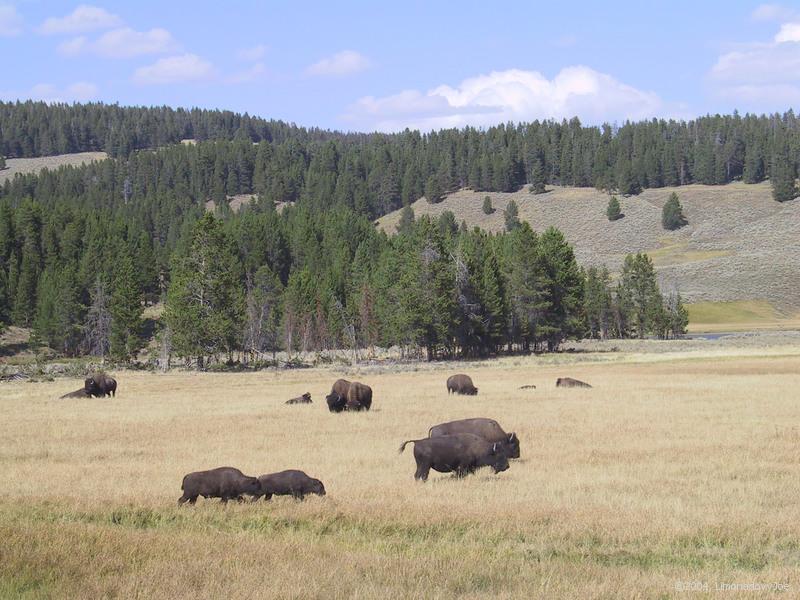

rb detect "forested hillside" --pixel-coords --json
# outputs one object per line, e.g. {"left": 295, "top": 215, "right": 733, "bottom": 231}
{"left": 2, "top": 102, "right": 798, "bottom": 363}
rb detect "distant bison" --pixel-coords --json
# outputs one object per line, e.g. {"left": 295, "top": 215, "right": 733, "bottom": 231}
{"left": 253, "top": 470, "right": 326, "bottom": 501}
{"left": 59, "top": 388, "right": 90, "bottom": 399}
{"left": 286, "top": 392, "right": 312, "bottom": 405}
{"left": 556, "top": 377, "right": 591, "bottom": 388}
{"left": 446, "top": 374, "right": 478, "bottom": 395}
{"left": 178, "top": 466, "right": 261, "bottom": 505}
{"left": 399, "top": 433, "right": 509, "bottom": 481}
{"left": 85, "top": 373, "right": 117, "bottom": 398}
{"left": 519, "top": 384, "right": 537, "bottom": 390}
{"left": 326, "top": 379, "right": 372, "bottom": 412}
{"left": 429, "top": 418, "right": 520, "bottom": 459}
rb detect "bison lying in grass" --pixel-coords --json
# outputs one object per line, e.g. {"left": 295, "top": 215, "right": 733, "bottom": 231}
{"left": 556, "top": 377, "right": 591, "bottom": 388}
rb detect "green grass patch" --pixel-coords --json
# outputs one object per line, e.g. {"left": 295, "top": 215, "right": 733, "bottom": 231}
{"left": 686, "top": 300, "right": 782, "bottom": 331}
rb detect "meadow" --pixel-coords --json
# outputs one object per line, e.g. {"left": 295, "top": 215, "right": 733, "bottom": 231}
{"left": 2, "top": 347, "right": 800, "bottom": 598}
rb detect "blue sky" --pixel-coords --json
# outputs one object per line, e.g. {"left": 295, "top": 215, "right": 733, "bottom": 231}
{"left": 1, "top": 1, "right": 799, "bottom": 132}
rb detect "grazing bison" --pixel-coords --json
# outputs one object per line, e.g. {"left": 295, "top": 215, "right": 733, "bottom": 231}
{"left": 429, "top": 418, "right": 520, "bottom": 459}
{"left": 85, "top": 373, "right": 117, "bottom": 398}
{"left": 446, "top": 374, "right": 478, "bottom": 395}
{"left": 286, "top": 392, "right": 312, "bottom": 405}
{"left": 253, "top": 470, "right": 326, "bottom": 501}
{"left": 326, "top": 379, "right": 372, "bottom": 412}
{"left": 556, "top": 377, "right": 592, "bottom": 388}
{"left": 398, "top": 433, "right": 509, "bottom": 481}
{"left": 346, "top": 381, "right": 372, "bottom": 411}
{"left": 59, "top": 388, "right": 89, "bottom": 399}
{"left": 178, "top": 467, "right": 261, "bottom": 505}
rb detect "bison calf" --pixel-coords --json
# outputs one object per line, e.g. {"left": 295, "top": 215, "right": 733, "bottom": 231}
{"left": 286, "top": 392, "right": 312, "bottom": 404}
{"left": 178, "top": 467, "right": 261, "bottom": 505}
{"left": 399, "top": 433, "right": 509, "bottom": 481}
{"left": 556, "top": 377, "right": 591, "bottom": 388}
{"left": 253, "top": 470, "right": 326, "bottom": 501}
{"left": 446, "top": 374, "right": 478, "bottom": 395}
{"left": 59, "top": 388, "right": 90, "bottom": 399}
{"left": 429, "top": 418, "right": 520, "bottom": 459}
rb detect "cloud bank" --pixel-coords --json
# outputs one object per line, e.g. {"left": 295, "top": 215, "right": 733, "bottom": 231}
{"left": 306, "top": 50, "right": 371, "bottom": 77}
{"left": 39, "top": 5, "right": 121, "bottom": 35}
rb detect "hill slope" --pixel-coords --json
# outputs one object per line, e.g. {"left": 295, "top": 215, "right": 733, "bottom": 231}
{"left": 0, "top": 152, "right": 108, "bottom": 183}
{"left": 377, "top": 182, "right": 800, "bottom": 319}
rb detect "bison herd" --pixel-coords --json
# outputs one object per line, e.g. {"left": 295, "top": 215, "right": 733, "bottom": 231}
{"left": 56, "top": 369, "right": 591, "bottom": 504}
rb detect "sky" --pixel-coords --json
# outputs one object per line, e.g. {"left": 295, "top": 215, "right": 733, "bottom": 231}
{"left": 1, "top": 1, "right": 799, "bottom": 132}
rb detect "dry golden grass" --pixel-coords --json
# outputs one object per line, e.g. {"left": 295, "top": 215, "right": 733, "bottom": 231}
{"left": 0, "top": 152, "right": 108, "bottom": 184}
{"left": 3, "top": 349, "right": 800, "bottom": 598}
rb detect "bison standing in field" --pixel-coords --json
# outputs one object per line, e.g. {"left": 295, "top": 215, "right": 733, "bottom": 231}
{"left": 556, "top": 377, "right": 591, "bottom": 388}
{"left": 398, "top": 433, "right": 509, "bottom": 481}
{"left": 85, "top": 372, "right": 117, "bottom": 397}
{"left": 326, "top": 379, "right": 372, "bottom": 412}
{"left": 178, "top": 467, "right": 261, "bottom": 505}
{"left": 252, "top": 470, "right": 326, "bottom": 501}
{"left": 429, "top": 418, "right": 520, "bottom": 459}
{"left": 286, "top": 392, "right": 312, "bottom": 405}
{"left": 446, "top": 374, "right": 478, "bottom": 395}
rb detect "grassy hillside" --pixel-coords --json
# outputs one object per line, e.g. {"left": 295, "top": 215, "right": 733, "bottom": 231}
{"left": 378, "top": 182, "right": 800, "bottom": 328}
{"left": 0, "top": 152, "right": 108, "bottom": 184}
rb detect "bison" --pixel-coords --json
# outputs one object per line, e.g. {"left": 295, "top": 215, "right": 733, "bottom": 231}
{"left": 178, "top": 466, "right": 261, "bottom": 505}
{"left": 398, "top": 433, "right": 509, "bottom": 481}
{"left": 286, "top": 392, "right": 312, "bottom": 405}
{"left": 252, "top": 470, "right": 326, "bottom": 501}
{"left": 59, "top": 388, "right": 90, "bottom": 399}
{"left": 429, "top": 418, "right": 520, "bottom": 459}
{"left": 446, "top": 374, "right": 478, "bottom": 395}
{"left": 85, "top": 373, "right": 117, "bottom": 398}
{"left": 326, "top": 379, "right": 372, "bottom": 412}
{"left": 556, "top": 377, "right": 591, "bottom": 388}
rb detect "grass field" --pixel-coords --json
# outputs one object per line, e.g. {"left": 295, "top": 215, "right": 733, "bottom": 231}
{"left": 0, "top": 152, "right": 108, "bottom": 184}
{"left": 2, "top": 349, "right": 800, "bottom": 598}
{"left": 686, "top": 300, "right": 800, "bottom": 333}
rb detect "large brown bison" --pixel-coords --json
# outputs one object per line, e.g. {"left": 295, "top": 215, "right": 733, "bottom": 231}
{"left": 326, "top": 379, "right": 372, "bottom": 412}
{"left": 446, "top": 374, "right": 478, "bottom": 395}
{"left": 85, "top": 373, "right": 117, "bottom": 397}
{"left": 556, "top": 377, "right": 591, "bottom": 388}
{"left": 178, "top": 467, "right": 261, "bottom": 505}
{"left": 429, "top": 418, "right": 520, "bottom": 459}
{"left": 398, "top": 433, "right": 509, "bottom": 481}
{"left": 286, "top": 392, "right": 312, "bottom": 405}
{"left": 252, "top": 470, "right": 326, "bottom": 501}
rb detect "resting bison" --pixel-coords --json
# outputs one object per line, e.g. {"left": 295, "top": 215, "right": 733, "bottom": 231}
{"left": 286, "top": 392, "right": 312, "bottom": 405}
{"left": 556, "top": 377, "right": 592, "bottom": 388}
{"left": 85, "top": 373, "right": 117, "bottom": 397}
{"left": 446, "top": 374, "right": 478, "bottom": 395}
{"left": 326, "top": 379, "right": 372, "bottom": 412}
{"left": 429, "top": 418, "right": 520, "bottom": 459}
{"left": 398, "top": 433, "right": 509, "bottom": 481}
{"left": 178, "top": 466, "right": 261, "bottom": 505}
{"left": 253, "top": 470, "right": 326, "bottom": 501}
{"left": 59, "top": 388, "right": 89, "bottom": 399}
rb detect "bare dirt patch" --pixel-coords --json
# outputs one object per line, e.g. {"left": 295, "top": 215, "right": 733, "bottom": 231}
{"left": 0, "top": 152, "right": 108, "bottom": 184}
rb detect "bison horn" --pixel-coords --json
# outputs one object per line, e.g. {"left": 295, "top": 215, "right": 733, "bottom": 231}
{"left": 509, "top": 433, "right": 516, "bottom": 442}
{"left": 492, "top": 442, "right": 498, "bottom": 453}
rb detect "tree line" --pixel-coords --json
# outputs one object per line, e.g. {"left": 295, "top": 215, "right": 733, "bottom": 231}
{"left": 1, "top": 102, "right": 798, "bottom": 209}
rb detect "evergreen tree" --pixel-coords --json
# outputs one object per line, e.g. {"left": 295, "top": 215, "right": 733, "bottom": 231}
{"left": 584, "top": 266, "right": 613, "bottom": 338}
{"left": 529, "top": 158, "right": 546, "bottom": 194}
{"left": 606, "top": 195, "right": 622, "bottom": 221}
{"left": 84, "top": 279, "right": 111, "bottom": 358}
{"left": 771, "top": 145, "right": 798, "bottom": 202}
{"left": 164, "top": 213, "right": 245, "bottom": 367}
{"left": 0, "top": 155, "right": 6, "bottom": 170}
{"left": 482, "top": 196, "right": 494, "bottom": 214}
{"left": 619, "top": 252, "right": 662, "bottom": 338}
{"left": 396, "top": 205, "right": 415, "bottom": 235}
{"left": 661, "top": 192, "right": 687, "bottom": 230}
{"left": 243, "top": 265, "right": 283, "bottom": 362}
{"left": 663, "top": 291, "right": 689, "bottom": 338}
{"left": 110, "top": 248, "right": 144, "bottom": 362}
{"left": 504, "top": 200, "right": 520, "bottom": 232}
{"left": 424, "top": 175, "right": 443, "bottom": 204}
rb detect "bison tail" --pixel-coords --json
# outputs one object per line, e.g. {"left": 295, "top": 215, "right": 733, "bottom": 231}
{"left": 398, "top": 439, "right": 417, "bottom": 454}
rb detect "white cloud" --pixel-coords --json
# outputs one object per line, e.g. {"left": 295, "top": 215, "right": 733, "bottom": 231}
{"left": 5, "top": 81, "right": 99, "bottom": 103}
{"left": 306, "top": 50, "right": 370, "bottom": 77}
{"left": 133, "top": 53, "right": 214, "bottom": 85}
{"left": 227, "top": 62, "right": 267, "bottom": 84}
{"left": 752, "top": 4, "right": 796, "bottom": 21}
{"left": 238, "top": 44, "right": 266, "bottom": 62}
{"left": 59, "top": 27, "right": 177, "bottom": 58}
{"left": 345, "top": 66, "right": 663, "bottom": 132}
{"left": 39, "top": 4, "right": 121, "bottom": 35}
{"left": 0, "top": 4, "right": 23, "bottom": 36}
{"left": 710, "top": 20, "right": 800, "bottom": 107}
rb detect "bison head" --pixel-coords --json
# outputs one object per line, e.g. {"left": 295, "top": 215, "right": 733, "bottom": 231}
{"left": 489, "top": 442, "right": 510, "bottom": 473}
{"left": 326, "top": 392, "right": 346, "bottom": 413}
{"left": 243, "top": 477, "right": 262, "bottom": 495}
{"left": 84, "top": 377, "right": 101, "bottom": 397}
{"left": 311, "top": 479, "right": 326, "bottom": 496}
{"left": 506, "top": 432, "right": 520, "bottom": 459}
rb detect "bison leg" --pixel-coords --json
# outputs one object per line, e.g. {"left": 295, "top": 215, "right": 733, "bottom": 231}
{"left": 179, "top": 494, "right": 198, "bottom": 505}
{"left": 414, "top": 462, "right": 430, "bottom": 482}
